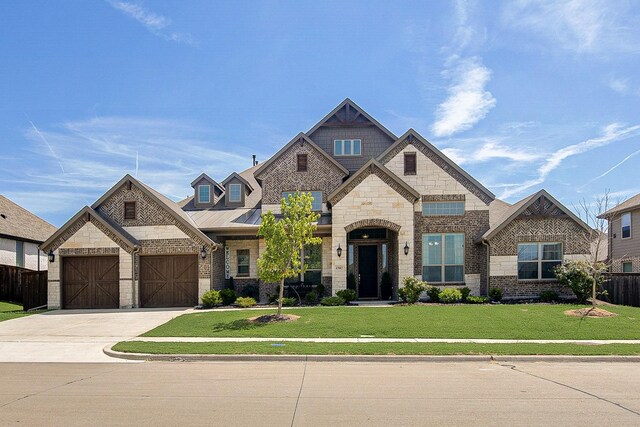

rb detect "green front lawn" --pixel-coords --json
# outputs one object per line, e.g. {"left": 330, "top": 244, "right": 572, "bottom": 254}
{"left": 113, "top": 341, "right": 640, "bottom": 356}
{"left": 143, "top": 304, "right": 640, "bottom": 340}
{"left": 0, "top": 301, "right": 29, "bottom": 322}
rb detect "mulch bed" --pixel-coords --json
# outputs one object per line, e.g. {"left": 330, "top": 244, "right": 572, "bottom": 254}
{"left": 564, "top": 307, "right": 618, "bottom": 318}
{"left": 247, "top": 314, "right": 300, "bottom": 324}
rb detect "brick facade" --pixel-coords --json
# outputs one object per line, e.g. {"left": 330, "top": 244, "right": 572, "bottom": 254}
{"left": 258, "top": 139, "right": 346, "bottom": 206}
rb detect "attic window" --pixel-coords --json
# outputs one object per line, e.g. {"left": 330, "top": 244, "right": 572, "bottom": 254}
{"left": 229, "top": 184, "right": 242, "bottom": 202}
{"left": 124, "top": 202, "right": 136, "bottom": 220}
{"left": 334, "top": 139, "right": 361, "bottom": 156}
{"left": 297, "top": 154, "right": 308, "bottom": 172}
{"left": 198, "top": 184, "right": 211, "bottom": 204}
{"left": 404, "top": 152, "right": 416, "bottom": 175}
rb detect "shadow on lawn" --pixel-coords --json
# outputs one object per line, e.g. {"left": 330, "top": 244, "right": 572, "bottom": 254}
{"left": 209, "top": 319, "right": 266, "bottom": 333}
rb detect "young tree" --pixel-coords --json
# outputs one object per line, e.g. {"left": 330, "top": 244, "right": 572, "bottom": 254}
{"left": 257, "top": 192, "right": 321, "bottom": 317}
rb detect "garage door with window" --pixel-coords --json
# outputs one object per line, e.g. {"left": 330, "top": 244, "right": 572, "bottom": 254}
{"left": 62, "top": 256, "right": 120, "bottom": 309}
{"left": 140, "top": 255, "right": 199, "bottom": 308}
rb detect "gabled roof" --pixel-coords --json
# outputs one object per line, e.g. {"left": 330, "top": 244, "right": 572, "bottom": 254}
{"left": 0, "top": 195, "right": 56, "bottom": 243}
{"left": 91, "top": 174, "right": 214, "bottom": 246}
{"left": 190, "top": 173, "right": 223, "bottom": 193}
{"left": 254, "top": 132, "right": 349, "bottom": 179}
{"left": 598, "top": 192, "right": 640, "bottom": 219}
{"left": 328, "top": 159, "right": 420, "bottom": 205}
{"left": 221, "top": 172, "right": 254, "bottom": 193}
{"left": 479, "top": 189, "right": 592, "bottom": 242}
{"left": 378, "top": 129, "right": 495, "bottom": 204}
{"left": 40, "top": 206, "right": 139, "bottom": 252}
{"left": 306, "top": 98, "right": 398, "bottom": 141}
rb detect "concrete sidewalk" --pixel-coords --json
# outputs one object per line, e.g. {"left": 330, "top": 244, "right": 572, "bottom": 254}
{"left": 0, "top": 308, "right": 189, "bottom": 362}
{"left": 128, "top": 336, "right": 640, "bottom": 344}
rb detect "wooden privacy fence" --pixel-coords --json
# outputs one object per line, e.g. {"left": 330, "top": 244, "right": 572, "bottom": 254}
{"left": 602, "top": 273, "right": 640, "bottom": 308}
{"left": 0, "top": 265, "right": 48, "bottom": 311}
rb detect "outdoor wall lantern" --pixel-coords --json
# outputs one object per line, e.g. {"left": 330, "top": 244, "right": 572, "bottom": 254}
{"left": 336, "top": 244, "right": 343, "bottom": 258}
{"left": 200, "top": 246, "right": 207, "bottom": 259}
{"left": 404, "top": 242, "right": 410, "bottom": 256}
{"left": 48, "top": 250, "right": 55, "bottom": 263}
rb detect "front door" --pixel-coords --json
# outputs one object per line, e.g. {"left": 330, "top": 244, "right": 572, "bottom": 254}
{"left": 358, "top": 245, "right": 378, "bottom": 298}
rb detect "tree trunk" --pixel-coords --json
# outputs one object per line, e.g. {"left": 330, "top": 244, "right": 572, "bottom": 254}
{"left": 278, "top": 278, "right": 285, "bottom": 316}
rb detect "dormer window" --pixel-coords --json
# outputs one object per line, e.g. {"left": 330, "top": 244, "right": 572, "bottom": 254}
{"left": 334, "top": 139, "right": 361, "bottom": 156}
{"left": 198, "top": 185, "right": 211, "bottom": 204}
{"left": 229, "top": 184, "right": 242, "bottom": 202}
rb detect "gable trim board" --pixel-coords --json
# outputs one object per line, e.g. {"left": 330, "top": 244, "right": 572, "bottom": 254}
{"left": 190, "top": 172, "right": 224, "bottom": 193}
{"left": 328, "top": 159, "right": 420, "bottom": 205}
{"left": 479, "top": 189, "right": 592, "bottom": 242}
{"left": 306, "top": 98, "right": 398, "bottom": 142}
{"left": 254, "top": 133, "right": 349, "bottom": 180}
{"left": 378, "top": 129, "right": 495, "bottom": 205}
{"left": 40, "top": 206, "right": 139, "bottom": 253}
{"left": 221, "top": 172, "right": 255, "bottom": 192}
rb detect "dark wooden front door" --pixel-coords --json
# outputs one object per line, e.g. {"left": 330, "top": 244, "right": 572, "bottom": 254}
{"left": 140, "top": 255, "right": 198, "bottom": 308}
{"left": 62, "top": 256, "right": 119, "bottom": 309}
{"left": 358, "top": 245, "right": 378, "bottom": 298}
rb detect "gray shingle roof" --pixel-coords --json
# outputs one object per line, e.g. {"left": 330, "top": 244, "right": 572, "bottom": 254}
{"left": 0, "top": 195, "right": 57, "bottom": 243}
{"left": 599, "top": 192, "right": 640, "bottom": 218}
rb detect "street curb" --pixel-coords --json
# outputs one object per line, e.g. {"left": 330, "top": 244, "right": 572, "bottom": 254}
{"left": 103, "top": 345, "right": 640, "bottom": 363}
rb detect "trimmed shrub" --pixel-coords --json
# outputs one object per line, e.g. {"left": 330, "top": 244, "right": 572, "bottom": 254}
{"left": 304, "top": 291, "right": 318, "bottom": 305}
{"left": 315, "top": 284, "right": 326, "bottom": 297}
{"left": 320, "top": 296, "right": 345, "bottom": 306}
{"left": 398, "top": 277, "right": 428, "bottom": 304}
{"left": 267, "top": 293, "right": 279, "bottom": 304}
{"left": 539, "top": 290, "right": 559, "bottom": 303}
{"left": 380, "top": 271, "right": 393, "bottom": 300}
{"left": 281, "top": 297, "right": 296, "bottom": 307}
{"left": 336, "top": 289, "right": 357, "bottom": 303}
{"left": 240, "top": 284, "right": 260, "bottom": 300}
{"left": 488, "top": 287, "right": 503, "bottom": 302}
{"left": 347, "top": 273, "right": 357, "bottom": 291}
{"left": 235, "top": 297, "right": 257, "bottom": 308}
{"left": 426, "top": 286, "right": 441, "bottom": 303}
{"left": 466, "top": 296, "right": 489, "bottom": 304}
{"left": 439, "top": 288, "right": 462, "bottom": 304}
{"left": 460, "top": 287, "right": 471, "bottom": 302}
{"left": 201, "top": 290, "right": 222, "bottom": 308}
{"left": 219, "top": 288, "right": 236, "bottom": 306}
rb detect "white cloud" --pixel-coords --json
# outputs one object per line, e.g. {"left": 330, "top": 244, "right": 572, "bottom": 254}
{"left": 442, "top": 139, "right": 543, "bottom": 165}
{"left": 431, "top": 57, "right": 497, "bottom": 137}
{"left": 502, "top": 0, "right": 640, "bottom": 54}
{"left": 608, "top": 77, "right": 630, "bottom": 94}
{"left": 499, "top": 123, "right": 640, "bottom": 199}
{"left": 106, "top": 1, "right": 196, "bottom": 45}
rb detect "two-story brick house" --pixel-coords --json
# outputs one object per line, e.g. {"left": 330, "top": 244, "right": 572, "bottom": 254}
{"left": 41, "top": 99, "right": 593, "bottom": 309}
{"left": 599, "top": 193, "right": 640, "bottom": 273}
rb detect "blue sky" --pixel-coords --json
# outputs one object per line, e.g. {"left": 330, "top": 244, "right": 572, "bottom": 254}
{"left": 1, "top": 0, "right": 639, "bottom": 226}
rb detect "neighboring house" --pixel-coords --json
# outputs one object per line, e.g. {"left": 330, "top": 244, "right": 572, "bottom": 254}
{"left": 0, "top": 195, "right": 56, "bottom": 270}
{"left": 598, "top": 193, "right": 640, "bottom": 273}
{"left": 41, "top": 99, "right": 594, "bottom": 309}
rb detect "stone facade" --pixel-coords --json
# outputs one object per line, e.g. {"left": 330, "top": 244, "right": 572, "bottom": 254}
{"left": 258, "top": 138, "right": 347, "bottom": 208}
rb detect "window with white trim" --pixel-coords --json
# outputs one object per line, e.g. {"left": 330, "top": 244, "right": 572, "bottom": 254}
{"left": 229, "top": 184, "right": 242, "bottom": 202}
{"left": 621, "top": 212, "right": 631, "bottom": 239}
{"left": 282, "top": 191, "right": 322, "bottom": 211}
{"left": 517, "top": 242, "right": 562, "bottom": 280}
{"left": 422, "top": 202, "right": 465, "bottom": 216}
{"left": 236, "top": 249, "right": 250, "bottom": 276}
{"left": 198, "top": 184, "right": 211, "bottom": 203}
{"left": 334, "top": 139, "right": 361, "bottom": 156}
{"left": 422, "top": 233, "right": 464, "bottom": 283}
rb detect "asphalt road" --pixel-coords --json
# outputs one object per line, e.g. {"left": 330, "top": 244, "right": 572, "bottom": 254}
{"left": 1, "top": 361, "right": 639, "bottom": 426}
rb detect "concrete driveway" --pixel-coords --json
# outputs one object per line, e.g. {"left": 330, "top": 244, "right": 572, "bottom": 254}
{"left": 0, "top": 308, "right": 188, "bottom": 363}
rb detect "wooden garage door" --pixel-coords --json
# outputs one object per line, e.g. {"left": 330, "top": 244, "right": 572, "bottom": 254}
{"left": 62, "top": 256, "right": 119, "bottom": 309}
{"left": 139, "top": 255, "right": 198, "bottom": 308}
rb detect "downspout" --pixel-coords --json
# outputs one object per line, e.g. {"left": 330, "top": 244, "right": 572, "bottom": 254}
{"left": 131, "top": 245, "right": 140, "bottom": 308}
{"left": 482, "top": 239, "right": 490, "bottom": 297}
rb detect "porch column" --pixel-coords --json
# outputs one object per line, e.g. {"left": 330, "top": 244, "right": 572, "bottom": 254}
{"left": 331, "top": 228, "right": 347, "bottom": 295}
